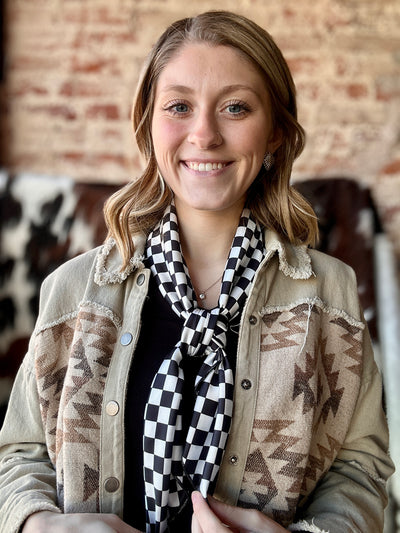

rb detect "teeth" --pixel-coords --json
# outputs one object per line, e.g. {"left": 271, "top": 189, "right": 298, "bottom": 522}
{"left": 187, "top": 162, "right": 226, "bottom": 171}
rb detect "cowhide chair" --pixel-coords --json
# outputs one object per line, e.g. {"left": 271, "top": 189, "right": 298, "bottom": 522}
{"left": 0, "top": 171, "right": 119, "bottom": 421}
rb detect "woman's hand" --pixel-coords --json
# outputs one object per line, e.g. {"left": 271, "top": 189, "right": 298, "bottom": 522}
{"left": 191, "top": 491, "right": 289, "bottom": 533}
{"left": 22, "top": 511, "right": 143, "bottom": 533}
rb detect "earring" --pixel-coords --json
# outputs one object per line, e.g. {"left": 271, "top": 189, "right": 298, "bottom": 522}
{"left": 263, "top": 152, "right": 275, "bottom": 171}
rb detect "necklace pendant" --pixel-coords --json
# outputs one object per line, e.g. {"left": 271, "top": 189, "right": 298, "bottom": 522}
{"left": 199, "top": 292, "right": 206, "bottom": 300}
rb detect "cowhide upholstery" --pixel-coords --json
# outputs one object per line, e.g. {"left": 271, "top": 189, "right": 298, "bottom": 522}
{"left": 0, "top": 171, "right": 119, "bottom": 420}
{"left": 295, "top": 177, "right": 379, "bottom": 341}
{"left": 0, "top": 174, "right": 379, "bottom": 426}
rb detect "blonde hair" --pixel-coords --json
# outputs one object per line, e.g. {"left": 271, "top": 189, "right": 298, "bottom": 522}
{"left": 104, "top": 11, "right": 318, "bottom": 267}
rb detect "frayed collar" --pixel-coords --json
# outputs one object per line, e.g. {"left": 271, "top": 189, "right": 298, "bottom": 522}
{"left": 264, "top": 230, "right": 314, "bottom": 280}
{"left": 94, "top": 236, "right": 146, "bottom": 286}
{"left": 93, "top": 230, "right": 313, "bottom": 286}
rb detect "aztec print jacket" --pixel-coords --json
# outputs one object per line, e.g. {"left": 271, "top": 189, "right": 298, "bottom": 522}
{"left": 0, "top": 229, "right": 394, "bottom": 533}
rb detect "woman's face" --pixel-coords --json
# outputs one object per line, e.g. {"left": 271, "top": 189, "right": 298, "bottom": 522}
{"left": 151, "top": 42, "right": 281, "bottom": 217}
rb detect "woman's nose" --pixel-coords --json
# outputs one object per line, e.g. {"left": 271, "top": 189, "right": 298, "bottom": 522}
{"left": 187, "top": 112, "right": 222, "bottom": 149}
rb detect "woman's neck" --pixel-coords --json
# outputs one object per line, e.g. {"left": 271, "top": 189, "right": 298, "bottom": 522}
{"left": 175, "top": 202, "right": 243, "bottom": 309}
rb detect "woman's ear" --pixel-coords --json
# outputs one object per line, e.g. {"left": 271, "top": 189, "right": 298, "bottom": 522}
{"left": 267, "top": 127, "right": 283, "bottom": 154}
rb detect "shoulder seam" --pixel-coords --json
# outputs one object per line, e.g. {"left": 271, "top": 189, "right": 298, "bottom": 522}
{"left": 259, "top": 296, "right": 365, "bottom": 329}
{"left": 35, "top": 300, "right": 122, "bottom": 334}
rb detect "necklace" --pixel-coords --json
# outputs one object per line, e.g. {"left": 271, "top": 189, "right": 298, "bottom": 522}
{"left": 197, "top": 275, "right": 222, "bottom": 300}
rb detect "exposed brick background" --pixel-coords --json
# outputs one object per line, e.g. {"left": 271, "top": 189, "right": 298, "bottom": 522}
{"left": 1, "top": 0, "right": 400, "bottom": 256}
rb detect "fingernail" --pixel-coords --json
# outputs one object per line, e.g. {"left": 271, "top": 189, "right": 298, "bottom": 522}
{"left": 191, "top": 491, "right": 202, "bottom": 505}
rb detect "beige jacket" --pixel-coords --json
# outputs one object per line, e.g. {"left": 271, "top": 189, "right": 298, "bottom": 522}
{"left": 0, "top": 230, "right": 394, "bottom": 533}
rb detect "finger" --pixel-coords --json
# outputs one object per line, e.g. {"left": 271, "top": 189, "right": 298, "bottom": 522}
{"left": 81, "top": 517, "right": 119, "bottom": 533}
{"left": 207, "top": 496, "right": 267, "bottom": 531}
{"left": 191, "top": 513, "right": 204, "bottom": 533}
{"left": 191, "top": 491, "right": 224, "bottom": 530}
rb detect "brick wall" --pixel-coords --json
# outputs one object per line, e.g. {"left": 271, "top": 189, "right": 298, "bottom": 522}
{"left": 1, "top": 0, "right": 400, "bottom": 255}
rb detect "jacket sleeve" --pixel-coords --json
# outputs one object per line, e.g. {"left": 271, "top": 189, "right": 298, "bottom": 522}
{"left": 289, "top": 325, "right": 395, "bottom": 533}
{"left": 0, "top": 349, "right": 61, "bottom": 533}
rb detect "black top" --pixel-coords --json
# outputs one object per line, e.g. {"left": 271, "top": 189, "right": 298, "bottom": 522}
{"left": 124, "top": 273, "right": 239, "bottom": 532}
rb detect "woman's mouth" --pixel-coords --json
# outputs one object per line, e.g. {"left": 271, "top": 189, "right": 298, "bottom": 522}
{"left": 185, "top": 161, "right": 228, "bottom": 172}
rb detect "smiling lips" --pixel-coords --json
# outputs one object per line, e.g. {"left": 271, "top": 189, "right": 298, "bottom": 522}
{"left": 186, "top": 161, "right": 228, "bottom": 172}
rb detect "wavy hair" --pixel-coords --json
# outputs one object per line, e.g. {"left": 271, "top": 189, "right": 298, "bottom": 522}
{"left": 104, "top": 11, "right": 318, "bottom": 267}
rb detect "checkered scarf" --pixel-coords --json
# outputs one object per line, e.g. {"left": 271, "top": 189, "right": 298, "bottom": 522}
{"left": 144, "top": 203, "right": 265, "bottom": 532}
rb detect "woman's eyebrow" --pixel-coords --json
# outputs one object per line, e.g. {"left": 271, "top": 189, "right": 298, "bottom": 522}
{"left": 219, "top": 84, "right": 260, "bottom": 96}
{"left": 158, "top": 84, "right": 260, "bottom": 96}
{"left": 158, "top": 84, "right": 193, "bottom": 94}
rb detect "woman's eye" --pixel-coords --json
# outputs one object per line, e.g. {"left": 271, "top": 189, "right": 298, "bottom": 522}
{"left": 174, "top": 103, "right": 188, "bottom": 113}
{"left": 165, "top": 102, "right": 189, "bottom": 115}
{"left": 227, "top": 104, "right": 243, "bottom": 114}
{"left": 225, "top": 102, "right": 249, "bottom": 116}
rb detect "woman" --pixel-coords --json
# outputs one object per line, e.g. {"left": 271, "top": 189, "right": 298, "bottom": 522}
{"left": 0, "top": 10, "right": 394, "bottom": 533}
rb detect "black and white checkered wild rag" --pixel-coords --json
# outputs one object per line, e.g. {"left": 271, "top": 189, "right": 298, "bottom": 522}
{"left": 144, "top": 203, "right": 265, "bottom": 532}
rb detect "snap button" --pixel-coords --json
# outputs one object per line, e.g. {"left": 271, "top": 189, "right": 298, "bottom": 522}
{"left": 106, "top": 401, "right": 119, "bottom": 416}
{"left": 136, "top": 273, "right": 146, "bottom": 286}
{"left": 120, "top": 332, "right": 133, "bottom": 346}
{"left": 249, "top": 315, "right": 258, "bottom": 325}
{"left": 241, "top": 379, "right": 252, "bottom": 390}
{"left": 104, "top": 477, "right": 120, "bottom": 493}
{"left": 229, "top": 455, "right": 238, "bottom": 465}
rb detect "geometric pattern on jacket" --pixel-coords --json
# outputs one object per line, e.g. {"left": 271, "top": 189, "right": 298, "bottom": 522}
{"left": 238, "top": 299, "right": 363, "bottom": 526}
{"left": 35, "top": 304, "right": 119, "bottom": 512}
